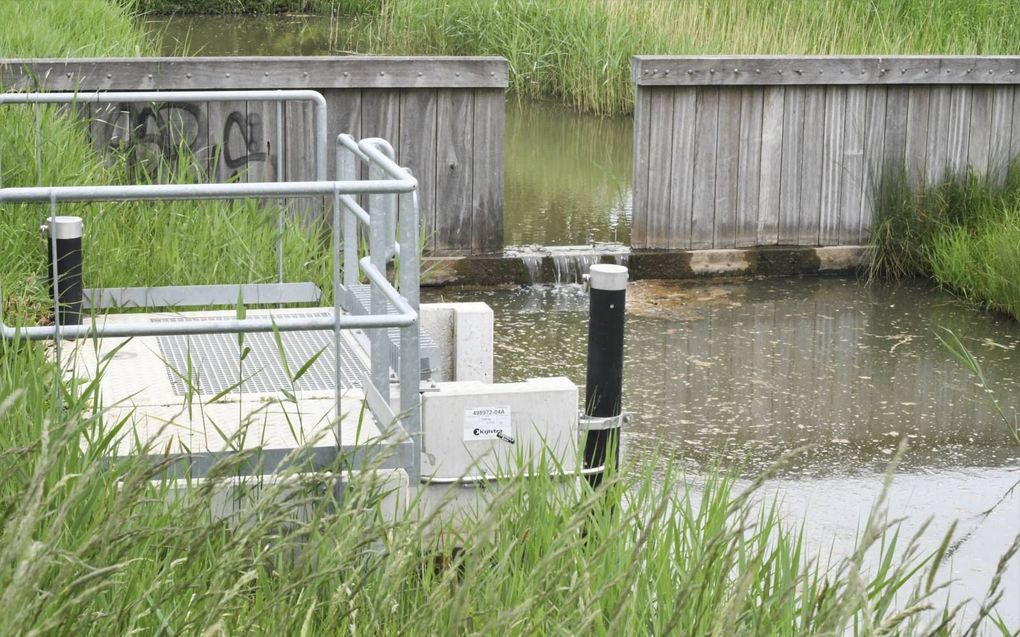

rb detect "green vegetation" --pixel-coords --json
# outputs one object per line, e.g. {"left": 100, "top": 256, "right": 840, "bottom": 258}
{"left": 5, "top": 373, "right": 1012, "bottom": 636}
{"left": 136, "top": 0, "right": 377, "bottom": 16}
{"left": 870, "top": 170, "right": 1020, "bottom": 321}
{"left": 368, "top": 0, "right": 1020, "bottom": 116}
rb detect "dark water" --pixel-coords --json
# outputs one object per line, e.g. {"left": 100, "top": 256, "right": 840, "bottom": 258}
{"left": 149, "top": 15, "right": 634, "bottom": 247}
{"left": 425, "top": 276, "right": 1020, "bottom": 625}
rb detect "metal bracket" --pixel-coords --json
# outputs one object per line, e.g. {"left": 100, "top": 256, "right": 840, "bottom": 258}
{"left": 578, "top": 411, "right": 631, "bottom": 432}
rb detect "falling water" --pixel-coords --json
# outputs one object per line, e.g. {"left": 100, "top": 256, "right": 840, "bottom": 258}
{"left": 504, "top": 244, "right": 631, "bottom": 285}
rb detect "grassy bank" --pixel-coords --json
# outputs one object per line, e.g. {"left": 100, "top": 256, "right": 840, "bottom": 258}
{"left": 368, "top": 0, "right": 1020, "bottom": 116}
{"left": 870, "top": 170, "right": 1020, "bottom": 321}
{"left": 136, "top": 0, "right": 375, "bottom": 16}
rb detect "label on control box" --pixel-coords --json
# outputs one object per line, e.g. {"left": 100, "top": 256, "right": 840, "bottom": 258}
{"left": 464, "top": 406, "right": 512, "bottom": 441}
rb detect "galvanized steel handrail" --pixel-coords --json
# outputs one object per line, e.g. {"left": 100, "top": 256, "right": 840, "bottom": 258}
{"left": 334, "top": 133, "right": 421, "bottom": 482}
{"left": 0, "top": 179, "right": 415, "bottom": 203}
{"left": 1, "top": 88, "right": 424, "bottom": 485}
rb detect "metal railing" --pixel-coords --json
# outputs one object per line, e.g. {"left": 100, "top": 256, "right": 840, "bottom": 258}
{"left": 0, "top": 90, "right": 422, "bottom": 483}
{"left": 0, "top": 90, "right": 327, "bottom": 287}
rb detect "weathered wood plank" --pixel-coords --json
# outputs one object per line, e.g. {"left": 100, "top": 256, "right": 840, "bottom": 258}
{"left": 434, "top": 89, "right": 473, "bottom": 254}
{"left": 324, "top": 87, "right": 363, "bottom": 180}
{"left": 859, "top": 86, "right": 887, "bottom": 242}
{"left": 799, "top": 86, "right": 826, "bottom": 245}
{"left": 631, "top": 87, "right": 653, "bottom": 248}
{"left": 736, "top": 87, "right": 763, "bottom": 247}
{"left": 715, "top": 89, "right": 742, "bottom": 248}
{"left": 169, "top": 100, "right": 212, "bottom": 178}
{"left": 819, "top": 86, "right": 847, "bottom": 245}
{"left": 757, "top": 87, "right": 784, "bottom": 245}
{"left": 284, "top": 100, "right": 317, "bottom": 182}
{"left": 645, "top": 88, "right": 676, "bottom": 249}
{"left": 206, "top": 100, "right": 246, "bottom": 183}
{"left": 471, "top": 88, "right": 504, "bottom": 255}
{"left": 925, "top": 86, "right": 952, "bottom": 183}
{"left": 988, "top": 87, "right": 1014, "bottom": 186}
{"left": 0, "top": 57, "right": 510, "bottom": 91}
{"left": 1010, "top": 88, "right": 1020, "bottom": 179}
{"left": 632, "top": 56, "right": 1020, "bottom": 86}
{"left": 667, "top": 87, "right": 697, "bottom": 249}
{"left": 360, "top": 89, "right": 401, "bottom": 148}
{"left": 691, "top": 87, "right": 720, "bottom": 249}
{"left": 904, "top": 86, "right": 930, "bottom": 185}
{"left": 778, "top": 87, "right": 804, "bottom": 244}
{"left": 251, "top": 101, "right": 280, "bottom": 183}
{"left": 882, "top": 86, "right": 909, "bottom": 175}
{"left": 283, "top": 99, "right": 316, "bottom": 218}
{"left": 837, "top": 87, "right": 866, "bottom": 245}
{"left": 946, "top": 85, "right": 971, "bottom": 179}
{"left": 968, "top": 86, "right": 992, "bottom": 177}
{"left": 397, "top": 89, "right": 437, "bottom": 252}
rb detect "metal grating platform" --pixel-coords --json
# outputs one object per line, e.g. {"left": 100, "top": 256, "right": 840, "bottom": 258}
{"left": 155, "top": 312, "right": 368, "bottom": 396}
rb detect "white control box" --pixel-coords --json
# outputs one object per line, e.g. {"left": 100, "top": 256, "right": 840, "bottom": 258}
{"left": 420, "top": 377, "right": 579, "bottom": 480}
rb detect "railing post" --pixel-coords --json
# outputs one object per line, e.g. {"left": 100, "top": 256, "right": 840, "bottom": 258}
{"left": 340, "top": 145, "right": 358, "bottom": 298}
{"left": 583, "top": 264, "right": 628, "bottom": 487}
{"left": 398, "top": 183, "right": 421, "bottom": 485}
{"left": 368, "top": 160, "right": 392, "bottom": 398}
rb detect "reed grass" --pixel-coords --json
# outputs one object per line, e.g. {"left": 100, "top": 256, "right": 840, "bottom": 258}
{"left": 3, "top": 361, "right": 1014, "bottom": 636}
{"left": 135, "top": 0, "right": 376, "bottom": 16}
{"left": 869, "top": 169, "right": 1020, "bottom": 321}
{"left": 366, "top": 0, "right": 1020, "bottom": 115}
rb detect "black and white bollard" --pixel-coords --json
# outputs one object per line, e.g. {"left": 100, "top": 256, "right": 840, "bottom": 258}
{"left": 583, "top": 263, "right": 627, "bottom": 487}
{"left": 43, "top": 216, "right": 84, "bottom": 329}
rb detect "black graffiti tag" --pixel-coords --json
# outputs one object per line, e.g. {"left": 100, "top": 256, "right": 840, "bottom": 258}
{"left": 91, "top": 102, "right": 276, "bottom": 181}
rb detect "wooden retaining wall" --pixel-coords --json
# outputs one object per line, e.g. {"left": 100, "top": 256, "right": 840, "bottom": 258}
{"left": 0, "top": 57, "right": 508, "bottom": 255}
{"left": 632, "top": 56, "right": 1020, "bottom": 250}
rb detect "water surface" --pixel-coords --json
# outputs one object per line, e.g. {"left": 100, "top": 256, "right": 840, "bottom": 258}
{"left": 425, "top": 276, "right": 1020, "bottom": 625}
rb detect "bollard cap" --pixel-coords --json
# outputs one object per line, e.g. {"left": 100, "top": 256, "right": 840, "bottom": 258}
{"left": 589, "top": 264, "right": 628, "bottom": 291}
{"left": 43, "top": 216, "right": 83, "bottom": 240}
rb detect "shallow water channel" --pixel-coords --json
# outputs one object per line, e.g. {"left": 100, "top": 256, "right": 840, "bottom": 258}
{"left": 425, "top": 276, "right": 1020, "bottom": 626}
{"left": 149, "top": 14, "right": 1018, "bottom": 625}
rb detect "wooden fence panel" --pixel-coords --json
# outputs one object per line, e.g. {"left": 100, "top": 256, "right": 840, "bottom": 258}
{"left": 632, "top": 55, "right": 1020, "bottom": 249}
{"left": 0, "top": 56, "right": 508, "bottom": 256}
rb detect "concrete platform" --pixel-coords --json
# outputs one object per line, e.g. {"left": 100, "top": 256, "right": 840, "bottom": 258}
{"left": 65, "top": 308, "right": 404, "bottom": 465}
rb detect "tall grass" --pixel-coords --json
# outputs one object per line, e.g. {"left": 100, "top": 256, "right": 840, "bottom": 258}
{"left": 366, "top": 0, "right": 1020, "bottom": 115}
{"left": 135, "top": 0, "right": 378, "bottom": 16}
{"left": 869, "top": 169, "right": 1020, "bottom": 320}
{"left": 3, "top": 360, "right": 1014, "bottom": 636}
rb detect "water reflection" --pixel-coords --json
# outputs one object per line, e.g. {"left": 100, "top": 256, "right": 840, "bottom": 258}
{"left": 504, "top": 99, "right": 632, "bottom": 246}
{"left": 426, "top": 276, "right": 1020, "bottom": 476}
{"left": 147, "top": 14, "right": 365, "bottom": 57}
{"left": 425, "top": 276, "right": 1020, "bottom": 625}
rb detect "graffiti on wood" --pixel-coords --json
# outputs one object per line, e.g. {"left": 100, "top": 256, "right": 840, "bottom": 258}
{"left": 90, "top": 102, "right": 277, "bottom": 181}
